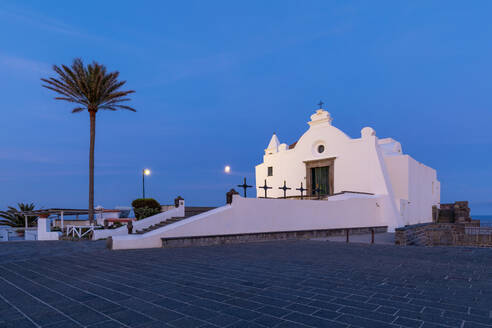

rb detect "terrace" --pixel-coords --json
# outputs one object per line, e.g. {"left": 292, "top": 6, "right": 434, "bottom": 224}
{"left": 0, "top": 240, "right": 491, "bottom": 328}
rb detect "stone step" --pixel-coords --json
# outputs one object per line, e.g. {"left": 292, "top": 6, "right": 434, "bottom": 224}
{"left": 134, "top": 207, "right": 217, "bottom": 235}
{"left": 185, "top": 207, "right": 216, "bottom": 217}
{"left": 135, "top": 217, "right": 187, "bottom": 234}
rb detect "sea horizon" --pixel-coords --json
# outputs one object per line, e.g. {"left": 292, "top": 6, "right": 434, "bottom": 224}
{"left": 473, "top": 214, "right": 492, "bottom": 223}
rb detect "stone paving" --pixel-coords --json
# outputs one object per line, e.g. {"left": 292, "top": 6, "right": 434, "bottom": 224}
{"left": 0, "top": 240, "right": 491, "bottom": 328}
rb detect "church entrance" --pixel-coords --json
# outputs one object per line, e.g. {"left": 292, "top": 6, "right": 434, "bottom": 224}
{"left": 304, "top": 158, "right": 335, "bottom": 197}
{"left": 311, "top": 166, "right": 330, "bottom": 195}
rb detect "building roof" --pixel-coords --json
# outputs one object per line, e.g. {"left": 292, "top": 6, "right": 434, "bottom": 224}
{"left": 266, "top": 133, "right": 280, "bottom": 150}
{"left": 19, "top": 208, "right": 121, "bottom": 216}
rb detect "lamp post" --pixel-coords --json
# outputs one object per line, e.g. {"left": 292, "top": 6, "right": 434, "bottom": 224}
{"left": 142, "top": 168, "right": 151, "bottom": 199}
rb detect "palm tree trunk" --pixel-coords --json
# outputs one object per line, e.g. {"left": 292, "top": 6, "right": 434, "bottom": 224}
{"left": 88, "top": 110, "right": 96, "bottom": 224}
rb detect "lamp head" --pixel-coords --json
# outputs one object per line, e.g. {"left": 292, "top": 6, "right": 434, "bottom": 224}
{"left": 143, "top": 169, "right": 151, "bottom": 176}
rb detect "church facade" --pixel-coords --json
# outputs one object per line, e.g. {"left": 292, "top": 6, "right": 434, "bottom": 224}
{"left": 255, "top": 107, "right": 440, "bottom": 227}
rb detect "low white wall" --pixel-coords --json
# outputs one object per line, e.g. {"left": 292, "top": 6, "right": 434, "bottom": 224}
{"left": 111, "top": 195, "right": 388, "bottom": 250}
{"left": 0, "top": 228, "right": 9, "bottom": 241}
{"left": 93, "top": 201, "right": 185, "bottom": 240}
{"left": 25, "top": 229, "right": 37, "bottom": 241}
{"left": 37, "top": 218, "right": 60, "bottom": 241}
{"left": 93, "top": 224, "right": 127, "bottom": 240}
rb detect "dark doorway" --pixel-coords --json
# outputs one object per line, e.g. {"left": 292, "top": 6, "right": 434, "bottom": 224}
{"left": 304, "top": 157, "right": 335, "bottom": 196}
{"left": 311, "top": 166, "right": 330, "bottom": 195}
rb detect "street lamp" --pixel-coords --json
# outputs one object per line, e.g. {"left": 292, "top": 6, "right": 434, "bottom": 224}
{"left": 142, "top": 168, "right": 151, "bottom": 199}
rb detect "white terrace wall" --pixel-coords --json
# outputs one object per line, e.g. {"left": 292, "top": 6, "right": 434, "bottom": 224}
{"left": 111, "top": 194, "right": 391, "bottom": 250}
{"left": 37, "top": 218, "right": 60, "bottom": 241}
{"left": 384, "top": 155, "right": 439, "bottom": 225}
{"left": 92, "top": 200, "right": 185, "bottom": 240}
{"left": 407, "top": 157, "right": 439, "bottom": 224}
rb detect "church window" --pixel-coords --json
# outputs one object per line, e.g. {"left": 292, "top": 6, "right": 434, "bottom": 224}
{"left": 317, "top": 145, "right": 325, "bottom": 153}
{"left": 267, "top": 167, "right": 273, "bottom": 176}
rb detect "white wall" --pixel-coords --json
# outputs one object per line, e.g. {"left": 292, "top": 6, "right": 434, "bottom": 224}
{"left": 111, "top": 194, "right": 391, "bottom": 250}
{"left": 0, "top": 228, "right": 9, "bottom": 241}
{"left": 93, "top": 200, "right": 185, "bottom": 240}
{"left": 384, "top": 155, "right": 439, "bottom": 225}
{"left": 384, "top": 155, "right": 410, "bottom": 202}
{"left": 37, "top": 218, "right": 60, "bottom": 241}
{"left": 407, "top": 157, "right": 439, "bottom": 224}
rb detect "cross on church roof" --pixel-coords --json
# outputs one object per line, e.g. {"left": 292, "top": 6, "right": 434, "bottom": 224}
{"left": 317, "top": 100, "right": 324, "bottom": 109}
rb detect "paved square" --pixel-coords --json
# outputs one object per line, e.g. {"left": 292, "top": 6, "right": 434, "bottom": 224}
{"left": 0, "top": 240, "right": 491, "bottom": 327}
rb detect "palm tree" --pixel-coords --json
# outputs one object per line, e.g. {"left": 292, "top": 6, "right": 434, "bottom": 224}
{"left": 41, "top": 58, "right": 136, "bottom": 224}
{"left": 0, "top": 203, "right": 37, "bottom": 227}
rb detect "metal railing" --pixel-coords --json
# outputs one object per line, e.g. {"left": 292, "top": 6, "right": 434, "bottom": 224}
{"left": 233, "top": 177, "right": 374, "bottom": 200}
{"left": 465, "top": 222, "right": 492, "bottom": 235}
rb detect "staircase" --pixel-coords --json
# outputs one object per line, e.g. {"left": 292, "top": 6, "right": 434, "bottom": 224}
{"left": 184, "top": 207, "right": 216, "bottom": 217}
{"left": 134, "top": 207, "right": 216, "bottom": 235}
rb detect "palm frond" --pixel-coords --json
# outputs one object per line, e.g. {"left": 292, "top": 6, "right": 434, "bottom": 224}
{"left": 0, "top": 203, "right": 37, "bottom": 227}
{"left": 41, "top": 58, "right": 136, "bottom": 113}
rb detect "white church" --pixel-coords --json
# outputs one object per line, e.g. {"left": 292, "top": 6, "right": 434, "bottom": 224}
{"left": 107, "top": 105, "right": 441, "bottom": 250}
{"left": 256, "top": 106, "right": 440, "bottom": 227}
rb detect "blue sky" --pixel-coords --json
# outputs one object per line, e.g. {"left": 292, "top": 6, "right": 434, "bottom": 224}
{"left": 1, "top": 1, "right": 491, "bottom": 214}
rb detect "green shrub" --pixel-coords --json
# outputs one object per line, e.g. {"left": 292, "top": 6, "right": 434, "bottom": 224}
{"left": 131, "top": 198, "right": 160, "bottom": 209}
{"left": 132, "top": 198, "right": 161, "bottom": 220}
{"left": 133, "top": 207, "right": 161, "bottom": 220}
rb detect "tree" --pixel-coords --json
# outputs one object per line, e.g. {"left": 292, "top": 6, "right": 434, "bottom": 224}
{"left": 41, "top": 59, "right": 136, "bottom": 224}
{"left": 0, "top": 203, "right": 37, "bottom": 227}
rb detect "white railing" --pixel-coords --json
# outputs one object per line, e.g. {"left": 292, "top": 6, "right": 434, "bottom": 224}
{"left": 67, "top": 225, "right": 96, "bottom": 239}
{"left": 92, "top": 200, "right": 185, "bottom": 240}
{"left": 465, "top": 226, "right": 492, "bottom": 235}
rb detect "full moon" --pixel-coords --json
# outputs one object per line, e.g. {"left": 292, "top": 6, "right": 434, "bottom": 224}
{"left": 224, "top": 165, "right": 231, "bottom": 173}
